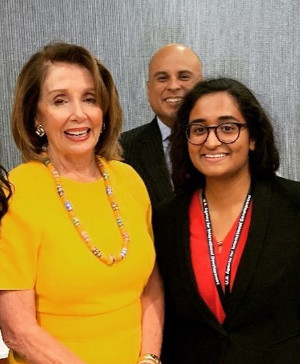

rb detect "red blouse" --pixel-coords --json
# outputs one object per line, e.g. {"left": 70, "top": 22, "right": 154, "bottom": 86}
{"left": 189, "top": 190, "right": 253, "bottom": 324}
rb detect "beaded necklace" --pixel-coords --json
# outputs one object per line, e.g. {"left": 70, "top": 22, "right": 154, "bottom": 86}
{"left": 43, "top": 155, "right": 129, "bottom": 266}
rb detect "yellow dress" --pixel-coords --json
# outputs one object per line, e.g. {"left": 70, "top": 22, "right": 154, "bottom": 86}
{"left": 0, "top": 159, "right": 155, "bottom": 364}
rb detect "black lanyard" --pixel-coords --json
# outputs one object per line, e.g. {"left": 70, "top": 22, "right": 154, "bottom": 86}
{"left": 201, "top": 188, "right": 252, "bottom": 312}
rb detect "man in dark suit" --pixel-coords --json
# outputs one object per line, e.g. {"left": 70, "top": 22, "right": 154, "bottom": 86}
{"left": 121, "top": 44, "right": 203, "bottom": 206}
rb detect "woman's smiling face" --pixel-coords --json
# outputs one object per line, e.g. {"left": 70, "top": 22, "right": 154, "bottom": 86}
{"left": 35, "top": 62, "right": 103, "bottom": 161}
{"left": 187, "top": 91, "right": 255, "bottom": 182}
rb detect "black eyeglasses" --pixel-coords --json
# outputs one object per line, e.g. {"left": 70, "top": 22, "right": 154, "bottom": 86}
{"left": 185, "top": 122, "right": 248, "bottom": 145}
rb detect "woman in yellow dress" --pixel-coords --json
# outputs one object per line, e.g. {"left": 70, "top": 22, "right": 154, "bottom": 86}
{"left": 0, "top": 42, "right": 163, "bottom": 364}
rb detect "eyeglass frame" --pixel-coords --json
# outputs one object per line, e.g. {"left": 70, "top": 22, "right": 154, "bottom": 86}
{"left": 185, "top": 121, "right": 249, "bottom": 145}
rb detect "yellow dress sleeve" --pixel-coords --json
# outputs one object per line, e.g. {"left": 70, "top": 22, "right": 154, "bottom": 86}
{"left": 0, "top": 164, "right": 42, "bottom": 289}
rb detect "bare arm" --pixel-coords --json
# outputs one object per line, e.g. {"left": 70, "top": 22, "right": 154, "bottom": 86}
{"left": 0, "top": 289, "right": 86, "bottom": 364}
{"left": 139, "top": 264, "right": 164, "bottom": 361}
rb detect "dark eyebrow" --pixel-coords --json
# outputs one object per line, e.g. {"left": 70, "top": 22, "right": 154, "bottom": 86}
{"left": 218, "top": 115, "right": 241, "bottom": 122}
{"left": 189, "top": 115, "right": 241, "bottom": 125}
{"left": 189, "top": 119, "right": 206, "bottom": 124}
{"left": 152, "top": 71, "right": 168, "bottom": 78}
{"left": 151, "top": 70, "right": 194, "bottom": 79}
{"left": 178, "top": 70, "right": 193, "bottom": 75}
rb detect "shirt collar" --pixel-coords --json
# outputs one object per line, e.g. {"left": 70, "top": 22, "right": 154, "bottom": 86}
{"left": 157, "top": 117, "right": 171, "bottom": 141}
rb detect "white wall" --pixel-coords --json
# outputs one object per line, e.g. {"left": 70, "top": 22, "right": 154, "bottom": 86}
{"left": 1, "top": 0, "right": 299, "bottom": 180}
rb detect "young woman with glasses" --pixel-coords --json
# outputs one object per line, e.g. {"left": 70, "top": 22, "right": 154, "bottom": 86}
{"left": 153, "top": 78, "right": 300, "bottom": 364}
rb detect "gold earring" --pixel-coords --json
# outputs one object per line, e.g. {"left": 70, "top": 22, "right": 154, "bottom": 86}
{"left": 35, "top": 124, "right": 45, "bottom": 137}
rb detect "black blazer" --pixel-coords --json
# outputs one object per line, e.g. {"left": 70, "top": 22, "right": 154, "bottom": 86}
{"left": 153, "top": 176, "right": 300, "bottom": 364}
{"left": 120, "top": 118, "right": 174, "bottom": 206}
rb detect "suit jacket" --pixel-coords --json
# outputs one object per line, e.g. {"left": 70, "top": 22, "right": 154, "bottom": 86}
{"left": 120, "top": 118, "right": 174, "bottom": 206}
{"left": 153, "top": 176, "right": 300, "bottom": 364}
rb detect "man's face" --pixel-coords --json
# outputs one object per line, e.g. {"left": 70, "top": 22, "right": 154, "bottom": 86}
{"left": 147, "top": 46, "right": 202, "bottom": 127}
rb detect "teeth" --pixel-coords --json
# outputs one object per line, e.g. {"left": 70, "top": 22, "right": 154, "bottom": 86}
{"left": 65, "top": 130, "right": 88, "bottom": 136}
{"left": 205, "top": 153, "right": 226, "bottom": 158}
{"left": 165, "top": 97, "right": 182, "bottom": 103}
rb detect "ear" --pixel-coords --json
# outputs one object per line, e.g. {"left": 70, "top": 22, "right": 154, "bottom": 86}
{"left": 249, "top": 138, "right": 256, "bottom": 151}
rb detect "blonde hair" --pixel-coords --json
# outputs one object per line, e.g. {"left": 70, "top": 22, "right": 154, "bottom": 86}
{"left": 11, "top": 42, "right": 123, "bottom": 161}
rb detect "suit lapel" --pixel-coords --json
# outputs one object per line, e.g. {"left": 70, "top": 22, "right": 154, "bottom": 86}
{"left": 173, "top": 194, "right": 227, "bottom": 334}
{"left": 139, "top": 118, "right": 173, "bottom": 198}
{"left": 224, "top": 179, "right": 272, "bottom": 325}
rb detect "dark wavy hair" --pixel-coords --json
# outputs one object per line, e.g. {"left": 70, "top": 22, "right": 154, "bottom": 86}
{"left": 171, "top": 77, "right": 279, "bottom": 194}
{"left": 0, "top": 165, "right": 12, "bottom": 221}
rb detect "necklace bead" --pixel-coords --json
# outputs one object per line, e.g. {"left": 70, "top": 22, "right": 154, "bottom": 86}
{"left": 43, "top": 155, "right": 130, "bottom": 266}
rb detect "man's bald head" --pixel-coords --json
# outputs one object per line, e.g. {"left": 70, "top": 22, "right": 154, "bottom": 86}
{"left": 148, "top": 44, "right": 202, "bottom": 77}
{"left": 147, "top": 44, "right": 203, "bottom": 127}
